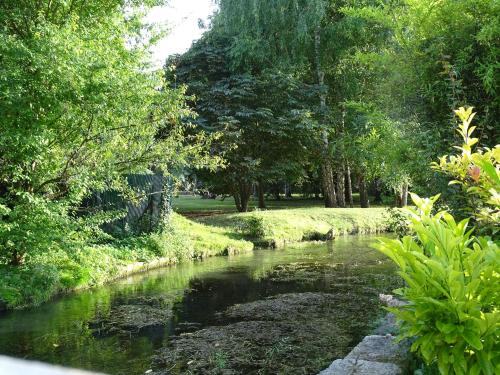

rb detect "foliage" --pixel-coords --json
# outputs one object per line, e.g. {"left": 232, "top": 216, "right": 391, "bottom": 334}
{"left": 0, "top": 213, "right": 253, "bottom": 309}
{"left": 432, "top": 107, "right": 499, "bottom": 235}
{"left": 385, "top": 207, "right": 410, "bottom": 238}
{"left": 374, "top": 194, "right": 499, "bottom": 375}
{"left": 185, "top": 0, "right": 428, "bottom": 208}
{"left": 383, "top": 0, "right": 499, "bottom": 148}
{"left": 166, "top": 35, "right": 316, "bottom": 211}
{"left": 0, "top": 0, "right": 218, "bottom": 265}
{"left": 236, "top": 215, "right": 267, "bottom": 239}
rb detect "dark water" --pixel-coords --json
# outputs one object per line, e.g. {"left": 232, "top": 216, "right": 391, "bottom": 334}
{"left": 0, "top": 236, "right": 399, "bottom": 374}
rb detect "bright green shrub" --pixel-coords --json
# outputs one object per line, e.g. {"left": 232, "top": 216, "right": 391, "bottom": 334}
{"left": 432, "top": 107, "right": 499, "bottom": 235}
{"left": 0, "top": 196, "right": 77, "bottom": 265}
{"left": 374, "top": 194, "right": 499, "bottom": 375}
{"left": 236, "top": 215, "right": 267, "bottom": 239}
{"left": 0, "top": 264, "right": 60, "bottom": 308}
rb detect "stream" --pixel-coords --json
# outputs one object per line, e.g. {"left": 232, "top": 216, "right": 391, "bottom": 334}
{"left": 0, "top": 235, "right": 401, "bottom": 375}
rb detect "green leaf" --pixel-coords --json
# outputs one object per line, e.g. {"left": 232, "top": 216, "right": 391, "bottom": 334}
{"left": 462, "top": 330, "right": 483, "bottom": 350}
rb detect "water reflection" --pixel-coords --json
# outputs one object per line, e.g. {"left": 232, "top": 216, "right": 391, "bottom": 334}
{"left": 0, "top": 235, "right": 399, "bottom": 375}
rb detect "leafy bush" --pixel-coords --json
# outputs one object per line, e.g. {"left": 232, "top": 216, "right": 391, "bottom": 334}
{"left": 385, "top": 207, "right": 411, "bottom": 238}
{"left": 237, "top": 215, "right": 267, "bottom": 239}
{"left": 0, "top": 264, "right": 60, "bottom": 308}
{"left": 432, "top": 107, "right": 499, "bottom": 235}
{"left": 0, "top": 196, "right": 76, "bottom": 265}
{"left": 374, "top": 194, "right": 499, "bottom": 375}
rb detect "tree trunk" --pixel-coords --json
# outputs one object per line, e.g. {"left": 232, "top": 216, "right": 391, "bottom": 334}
{"left": 373, "top": 179, "right": 383, "bottom": 204}
{"left": 238, "top": 180, "right": 252, "bottom": 212}
{"left": 233, "top": 189, "right": 242, "bottom": 212}
{"left": 322, "top": 163, "right": 337, "bottom": 207}
{"left": 345, "top": 165, "right": 354, "bottom": 208}
{"left": 257, "top": 180, "right": 266, "bottom": 209}
{"left": 336, "top": 168, "right": 346, "bottom": 208}
{"left": 395, "top": 193, "right": 401, "bottom": 207}
{"left": 314, "top": 185, "right": 320, "bottom": 200}
{"left": 359, "top": 174, "right": 370, "bottom": 208}
{"left": 401, "top": 182, "right": 409, "bottom": 207}
{"left": 10, "top": 250, "right": 25, "bottom": 266}
{"left": 315, "top": 27, "right": 337, "bottom": 208}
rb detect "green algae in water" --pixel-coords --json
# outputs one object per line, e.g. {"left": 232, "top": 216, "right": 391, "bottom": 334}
{"left": 0, "top": 235, "right": 401, "bottom": 375}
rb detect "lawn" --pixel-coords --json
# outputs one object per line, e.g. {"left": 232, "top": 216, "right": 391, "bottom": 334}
{"left": 172, "top": 193, "right": 377, "bottom": 215}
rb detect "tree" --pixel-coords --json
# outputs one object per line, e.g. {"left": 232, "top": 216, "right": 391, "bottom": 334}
{"left": 0, "top": 0, "right": 216, "bottom": 264}
{"left": 167, "top": 35, "right": 315, "bottom": 211}
{"left": 212, "top": 0, "right": 343, "bottom": 207}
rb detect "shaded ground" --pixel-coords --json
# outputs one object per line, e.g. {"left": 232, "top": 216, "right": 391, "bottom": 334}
{"left": 173, "top": 196, "right": 328, "bottom": 214}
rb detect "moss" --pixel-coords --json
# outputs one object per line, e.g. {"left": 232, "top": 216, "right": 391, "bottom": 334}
{"left": 197, "top": 207, "right": 389, "bottom": 247}
{"left": 152, "top": 293, "right": 381, "bottom": 374}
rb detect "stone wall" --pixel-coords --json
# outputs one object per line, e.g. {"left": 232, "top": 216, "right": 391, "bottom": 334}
{"left": 318, "top": 294, "right": 411, "bottom": 375}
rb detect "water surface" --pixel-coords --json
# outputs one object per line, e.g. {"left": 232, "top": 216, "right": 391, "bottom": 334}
{"left": 0, "top": 236, "right": 400, "bottom": 374}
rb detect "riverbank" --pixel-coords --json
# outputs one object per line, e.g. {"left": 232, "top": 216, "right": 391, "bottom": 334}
{"left": 0, "top": 236, "right": 401, "bottom": 374}
{"left": 0, "top": 213, "right": 253, "bottom": 310}
{"left": 0, "top": 207, "right": 389, "bottom": 311}
{"left": 196, "top": 207, "right": 389, "bottom": 247}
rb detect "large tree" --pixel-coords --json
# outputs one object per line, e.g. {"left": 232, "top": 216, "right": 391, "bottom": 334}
{"left": 167, "top": 35, "right": 315, "bottom": 211}
{"left": 0, "top": 0, "right": 216, "bottom": 264}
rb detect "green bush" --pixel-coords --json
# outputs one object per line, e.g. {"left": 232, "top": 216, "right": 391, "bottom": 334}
{"left": 385, "top": 207, "right": 411, "bottom": 238}
{"left": 432, "top": 107, "right": 499, "bottom": 236}
{"left": 0, "top": 264, "right": 60, "bottom": 308}
{"left": 374, "top": 194, "right": 499, "bottom": 375}
{"left": 236, "top": 214, "right": 267, "bottom": 238}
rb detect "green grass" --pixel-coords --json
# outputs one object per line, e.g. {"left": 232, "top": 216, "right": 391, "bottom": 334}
{"left": 173, "top": 195, "right": 327, "bottom": 214}
{"left": 0, "top": 213, "right": 252, "bottom": 310}
{"left": 170, "top": 213, "right": 253, "bottom": 257}
{"left": 196, "top": 207, "right": 389, "bottom": 247}
{"left": 172, "top": 194, "right": 383, "bottom": 214}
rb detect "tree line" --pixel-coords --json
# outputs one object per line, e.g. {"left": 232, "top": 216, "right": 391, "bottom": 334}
{"left": 167, "top": 0, "right": 498, "bottom": 212}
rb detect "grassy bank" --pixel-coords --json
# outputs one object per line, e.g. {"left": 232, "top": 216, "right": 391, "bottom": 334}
{"left": 0, "top": 207, "right": 389, "bottom": 310}
{"left": 0, "top": 213, "right": 253, "bottom": 310}
{"left": 196, "top": 207, "right": 389, "bottom": 247}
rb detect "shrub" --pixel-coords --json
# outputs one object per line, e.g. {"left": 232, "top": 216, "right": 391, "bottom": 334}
{"left": 374, "top": 194, "right": 499, "bottom": 375}
{"left": 386, "top": 207, "right": 411, "bottom": 238}
{"left": 0, "top": 196, "right": 76, "bottom": 266}
{"left": 237, "top": 215, "right": 267, "bottom": 238}
{"left": 432, "top": 107, "right": 499, "bottom": 236}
